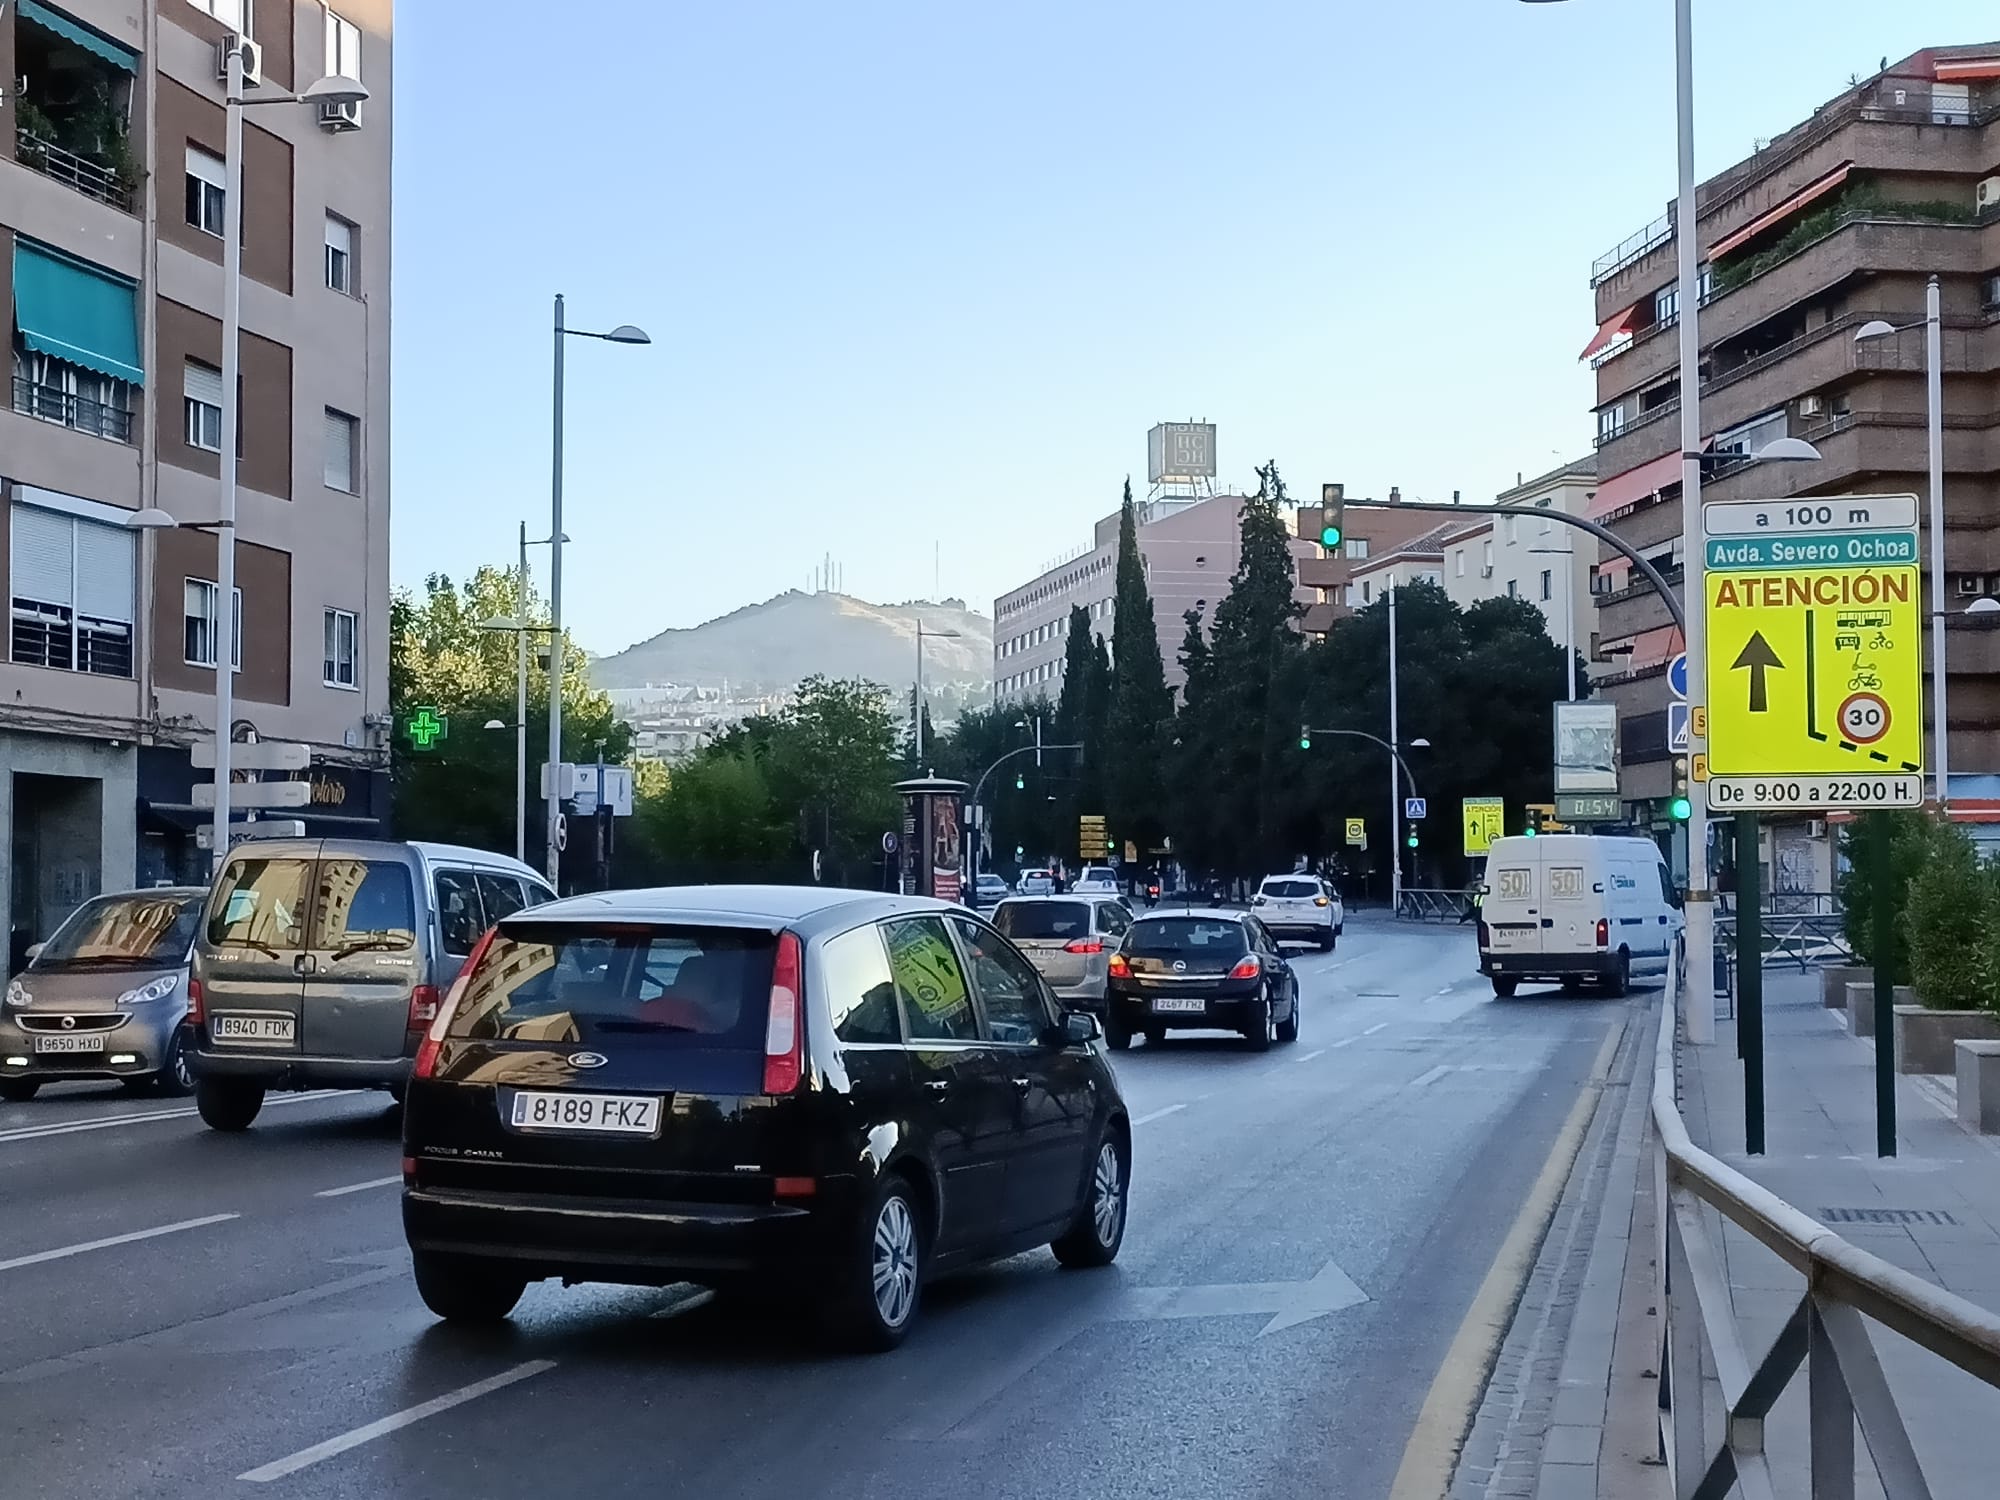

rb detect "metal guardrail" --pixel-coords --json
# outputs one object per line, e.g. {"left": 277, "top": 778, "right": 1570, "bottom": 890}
{"left": 1714, "top": 910, "right": 1854, "bottom": 972}
{"left": 14, "top": 129, "right": 134, "bottom": 212}
{"left": 1654, "top": 963, "right": 2000, "bottom": 1497}
{"left": 12, "top": 377, "right": 133, "bottom": 444}
{"left": 1591, "top": 213, "right": 1675, "bottom": 285}
{"left": 1397, "top": 887, "right": 1476, "bottom": 922}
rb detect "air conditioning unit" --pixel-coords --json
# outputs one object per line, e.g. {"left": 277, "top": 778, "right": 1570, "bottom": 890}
{"left": 1957, "top": 575, "right": 1982, "bottom": 596}
{"left": 1798, "top": 394, "right": 1826, "bottom": 417}
{"left": 1806, "top": 818, "right": 1828, "bottom": 839}
{"left": 1480, "top": 566, "right": 1495, "bottom": 579}
{"left": 319, "top": 99, "right": 362, "bottom": 132}
{"left": 215, "top": 36, "right": 263, "bottom": 88}
{"left": 1979, "top": 177, "right": 2000, "bottom": 212}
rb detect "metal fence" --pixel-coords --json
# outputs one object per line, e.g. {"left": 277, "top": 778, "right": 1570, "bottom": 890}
{"left": 1715, "top": 891, "right": 1854, "bottom": 973}
{"left": 1397, "top": 887, "right": 1477, "bottom": 922}
{"left": 1654, "top": 964, "right": 2000, "bottom": 1496}
{"left": 14, "top": 129, "right": 134, "bottom": 212}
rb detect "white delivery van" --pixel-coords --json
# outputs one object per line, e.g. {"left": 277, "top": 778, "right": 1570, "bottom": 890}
{"left": 1476, "top": 834, "right": 1683, "bottom": 998}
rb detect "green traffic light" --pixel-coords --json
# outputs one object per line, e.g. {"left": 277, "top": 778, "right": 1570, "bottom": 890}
{"left": 1015, "top": 773, "right": 1025, "bottom": 790}
{"left": 1406, "top": 833, "right": 1418, "bottom": 849}
{"left": 1670, "top": 796, "right": 1693, "bottom": 821}
{"left": 1319, "top": 525, "right": 1342, "bottom": 550}
{"left": 1299, "top": 735, "right": 1311, "bottom": 751}
{"left": 1524, "top": 826, "right": 1538, "bottom": 838}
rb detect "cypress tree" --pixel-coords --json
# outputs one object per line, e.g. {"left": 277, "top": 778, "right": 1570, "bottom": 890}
{"left": 1106, "top": 479, "right": 1173, "bottom": 856}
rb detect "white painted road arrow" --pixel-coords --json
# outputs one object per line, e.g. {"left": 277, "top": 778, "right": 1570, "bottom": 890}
{"left": 1107, "top": 1257, "right": 1369, "bottom": 1336}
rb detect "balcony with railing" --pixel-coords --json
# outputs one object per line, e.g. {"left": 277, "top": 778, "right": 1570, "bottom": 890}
{"left": 12, "top": 374, "right": 133, "bottom": 444}
{"left": 9, "top": 1, "right": 141, "bottom": 213}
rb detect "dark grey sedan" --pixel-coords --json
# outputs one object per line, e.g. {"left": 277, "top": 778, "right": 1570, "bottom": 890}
{"left": 0, "top": 887, "right": 206, "bottom": 1100}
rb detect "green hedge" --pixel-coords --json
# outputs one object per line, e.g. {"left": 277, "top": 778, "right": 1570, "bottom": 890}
{"left": 1903, "top": 819, "right": 1992, "bottom": 1011}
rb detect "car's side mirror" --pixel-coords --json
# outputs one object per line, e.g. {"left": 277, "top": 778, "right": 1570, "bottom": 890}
{"left": 23, "top": 942, "right": 43, "bottom": 964}
{"left": 1062, "top": 1010, "right": 1103, "bottom": 1047}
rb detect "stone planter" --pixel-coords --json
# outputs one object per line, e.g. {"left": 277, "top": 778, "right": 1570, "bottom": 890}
{"left": 1823, "top": 964, "right": 1869, "bottom": 1010}
{"left": 1846, "top": 983, "right": 1916, "bottom": 1038}
{"left": 1894, "top": 1006, "right": 2000, "bottom": 1074}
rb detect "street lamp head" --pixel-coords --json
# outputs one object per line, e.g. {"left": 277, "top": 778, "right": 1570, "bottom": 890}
{"left": 483, "top": 719, "right": 508, "bottom": 731}
{"left": 1751, "top": 437, "right": 1823, "bottom": 464}
{"left": 1967, "top": 597, "right": 2000, "bottom": 615}
{"left": 300, "top": 74, "right": 369, "bottom": 108}
{"left": 124, "top": 507, "right": 178, "bottom": 531}
{"left": 604, "top": 325, "right": 651, "bottom": 345}
{"left": 1410, "top": 737, "right": 1432, "bottom": 749}
{"left": 1854, "top": 319, "right": 1899, "bottom": 343}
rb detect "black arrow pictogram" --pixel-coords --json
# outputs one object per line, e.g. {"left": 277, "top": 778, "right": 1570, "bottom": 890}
{"left": 1731, "top": 631, "right": 1784, "bottom": 713}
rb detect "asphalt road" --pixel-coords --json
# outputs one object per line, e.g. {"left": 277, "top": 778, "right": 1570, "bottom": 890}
{"left": 0, "top": 913, "right": 1636, "bottom": 1500}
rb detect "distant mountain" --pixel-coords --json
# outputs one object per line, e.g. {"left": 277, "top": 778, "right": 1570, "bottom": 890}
{"left": 589, "top": 591, "right": 993, "bottom": 693}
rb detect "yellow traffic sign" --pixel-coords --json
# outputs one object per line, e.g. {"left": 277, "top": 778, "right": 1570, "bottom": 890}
{"left": 1691, "top": 704, "right": 1707, "bottom": 738}
{"left": 1344, "top": 817, "right": 1366, "bottom": 848}
{"left": 1701, "top": 495, "right": 1924, "bottom": 810}
{"left": 1462, "top": 797, "right": 1503, "bottom": 855}
{"left": 1692, "top": 753, "right": 1710, "bottom": 783}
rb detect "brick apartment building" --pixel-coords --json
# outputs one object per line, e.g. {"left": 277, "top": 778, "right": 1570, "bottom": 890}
{"left": 995, "top": 491, "right": 1316, "bottom": 704}
{"left": 0, "top": 0, "right": 391, "bottom": 957}
{"left": 1586, "top": 42, "right": 2000, "bottom": 842}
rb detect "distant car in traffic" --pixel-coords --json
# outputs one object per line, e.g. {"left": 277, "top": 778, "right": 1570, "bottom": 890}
{"left": 1251, "top": 875, "right": 1342, "bottom": 950}
{"left": 400, "top": 886, "right": 1131, "bottom": 1350}
{"left": 972, "top": 874, "right": 1010, "bottom": 909}
{"left": 189, "top": 839, "right": 554, "bottom": 1131}
{"left": 991, "top": 894, "right": 1133, "bottom": 1012}
{"left": 0, "top": 887, "right": 206, "bottom": 1101}
{"left": 1016, "top": 869, "right": 1056, "bottom": 896}
{"left": 1073, "top": 866, "right": 1119, "bottom": 894}
{"left": 1106, "top": 909, "right": 1300, "bottom": 1051}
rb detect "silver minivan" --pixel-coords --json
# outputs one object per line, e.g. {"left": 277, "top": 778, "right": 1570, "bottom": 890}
{"left": 990, "top": 894, "right": 1132, "bottom": 1012}
{"left": 0, "top": 887, "right": 206, "bottom": 1100}
{"left": 188, "top": 839, "right": 554, "bottom": 1131}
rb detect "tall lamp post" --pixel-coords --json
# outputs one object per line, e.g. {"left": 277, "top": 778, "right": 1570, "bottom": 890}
{"left": 130, "top": 50, "right": 366, "bottom": 872}
{"left": 913, "top": 621, "right": 961, "bottom": 764}
{"left": 1299, "top": 725, "right": 1429, "bottom": 907}
{"left": 1856, "top": 278, "right": 1948, "bottom": 805}
{"left": 546, "top": 296, "right": 650, "bottom": 886}
{"left": 478, "top": 521, "right": 561, "bottom": 863}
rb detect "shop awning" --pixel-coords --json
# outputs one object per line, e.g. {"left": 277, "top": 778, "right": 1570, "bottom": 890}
{"left": 1934, "top": 58, "right": 2000, "bottom": 82}
{"left": 1588, "top": 451, "right": 1680, "bottom": 519}
{"left": 1710, "top": 162, "right": 1853, "bottom": 260}
{"left": 1580, "top": 303, "right": 1641, "bottom": 362}
{"left": 16, "top": 0, "right": 139, "bottom": 73}
{"left": 12, "top": 240, "right": 144, "bottom": 386}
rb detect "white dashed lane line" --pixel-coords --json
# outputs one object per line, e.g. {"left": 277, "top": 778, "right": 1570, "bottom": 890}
{"left": 312, "top": 1175, "right": 402, "bottom": 1199}
{"left": 0, "top": 1213, "right": 240, "bottom": 1273}
{"left": 1362, "top": 1023, "right": 1389, "bottom": 1037}
{"left": 1295, "top": 1048, "right": 1327, "bottom": 1064}
{"left": 1131, "top": 1104, "right": 1187, "bottom": 1126}
{"left": 0, "top": 1090, "right": 354, "bottom": 1145}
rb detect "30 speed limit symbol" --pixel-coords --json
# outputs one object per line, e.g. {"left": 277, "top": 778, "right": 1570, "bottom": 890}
{"left": 1837, "top": 691, "right": 1891, "bottom": 745}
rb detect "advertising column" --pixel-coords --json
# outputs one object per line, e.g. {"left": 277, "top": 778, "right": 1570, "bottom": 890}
{"left": 894, "top": 777, "right": 970, "bottom": 902}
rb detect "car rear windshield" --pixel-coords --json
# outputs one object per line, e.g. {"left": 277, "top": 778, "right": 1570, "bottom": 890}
{"left": 446, "top": 923, "right": 776, "bottom": 1048}
{"left": 1128, "top": 918, "right": 1248, "bottom": 956}
{"left": 1261, "top": 879, "right": 1319, "bottom": 898}
{"left": 206, "top": 858, "right": 415, "bottom": 954}
{"left": 994, "top": 901, "right": 1091, "bottom": 941}
{"left": 34, "top": 893, "right": 201, "bottom": 969}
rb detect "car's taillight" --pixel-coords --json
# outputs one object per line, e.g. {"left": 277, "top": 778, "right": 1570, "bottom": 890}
{"left": 1108, "top": 952, "right": 1132, "bottom": 979}
{"left": 1314, "top": 896, "right": 1330, "bottom": 907}
{"left": 1251, "top": 895, "right": 1266, "bottom": 906}
{"left": 408, "top": 984, "right": 441, "bottom": 1029}
{"left": 1477, "top": 920, "right": 1491, "bottom": 949}
{"left": 763, "top": 930, "right": 804, "bottom": 1095}
{"left": 1228, "top": 955, "right": 1263, "bottom": 980}
{"left": 1596, "top": 918, "right": 1609, "bottom": 948}
{"left": 185, "top": 977, "right": 204, "bottom": 1027}
{"left": 401, "top": 1155, "right": 417, "bottom": 1183}
{"left": 412, "top": 929, "right": 493, "bottom": 1083}
{"left": 1064, "top": 939, "right": 1104, "bottom": 954}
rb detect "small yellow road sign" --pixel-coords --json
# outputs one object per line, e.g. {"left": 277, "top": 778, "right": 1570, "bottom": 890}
{"left": 1344, "top": 817, "right": 1366, "bottom": 848}
{"left": 1463, "top": 797, "right": 1504, "bottom": 855}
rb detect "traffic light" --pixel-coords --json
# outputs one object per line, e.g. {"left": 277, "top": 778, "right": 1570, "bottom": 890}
{"left": 1299, "top": 725, "right": 1312, "bottom": 751}
{"left": 1670, "top": 757, "right": 1692, "bottom": 821}
{"left": 1319, "top": 483, "right": 1345, "bottom": 551}
{"left": 1015, "top": 771, "right": 1025, "bottom": 790}
{"left": 1525, "top": 807, "right": 1542, "bottom": 836}
{"left": 1405, "top": 830, "right": 1419, "bottom": 850}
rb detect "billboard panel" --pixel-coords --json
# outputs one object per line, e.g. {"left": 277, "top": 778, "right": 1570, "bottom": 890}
{"left": 1148, "top": 422, "right": 1216, "bottom": 483}
{"left": 1554, "top": 701, "right": 1619, "bottom": 795}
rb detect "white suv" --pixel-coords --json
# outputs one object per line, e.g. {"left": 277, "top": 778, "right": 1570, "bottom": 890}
{"left": 1252, "top": 875, "right": 1342, "bottom": 951}
{"left": 1074, "top": 866, "right": 1119, "bottom": 894}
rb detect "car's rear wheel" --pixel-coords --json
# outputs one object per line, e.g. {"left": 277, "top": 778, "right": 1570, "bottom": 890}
{"left": 1605, "top": 952, "right": 1631, "bottom": 998}
{"left": 155, "top": 1030, "right": 193, "bottom": 1097}
{"left": 1318, "top": 928, "right": 1335, "bottom": 952}
{"left": 411, "top": 1250, "right": 527, "bottom": 1324}
{"left": 1560, "top": 977, "right": 1586, "bottom": 995}
{"left": 1276, "top": 987, "right": 1300, "bottom": 1044}
{"left": 0, "top": 1078, "right": 39, "bottom": 1103}
{"left": 826, "top": 1173, "right": 924, "bottom": 1352}
{"left": 1105, "top": 1013, "right": 1133, "bottom": 1051}
{"left": 1143, "top": 1025, "right": 1166, "bottom": 1047}
{"left": 1245, "top": 989, "right": 1274, "bottom": 1051}
{"left": 195, "top": 1078, "right": 264, "bottom": 1132}
{"left": 1051, "top": 1129, "right": 1128, "bottom": 1268}
{"left": 1491, "top": 976, "right": 1519, "bottom": 998}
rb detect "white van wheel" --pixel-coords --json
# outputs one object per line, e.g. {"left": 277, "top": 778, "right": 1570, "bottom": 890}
{"left": 1605, "top": 951, "right": 1631, "bottom": 998}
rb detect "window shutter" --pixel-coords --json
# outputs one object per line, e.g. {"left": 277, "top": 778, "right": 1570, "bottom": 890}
{"left": 11, "top": 506, "right": 75, "bottom": 606}
{"left": 184, "top": 360, "right": 224, "bottom": 407}
{"left": 324, "top": 215, "right": 352, "bottom": 256}
{"left": 324, "top": 410, "right": 356, "bottom": 491}
{"left": 186, "top": 145, "right": 226, "bottom": 190}
{"left": 73, "top": 519, "right": 134, "bottom": 623}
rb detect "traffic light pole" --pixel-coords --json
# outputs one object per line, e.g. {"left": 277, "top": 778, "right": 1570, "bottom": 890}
{"left": 1300, "top": 724, "right": 1421, "bottom": 910}
{"left": 967, "top": 742, "right": 1083, "bottom": 890}
{"left": 1388, "top": 582, "right": 1403, "bottom": 914}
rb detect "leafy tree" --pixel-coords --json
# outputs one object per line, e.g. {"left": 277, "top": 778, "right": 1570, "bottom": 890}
{"left": 1106, "top": 479, "right": 1173, "bottom": 855}
{"left": 1170, "top": 606, "right": 1221, "bottom": 872}
{"left": 925, "top": 698, "right": 1062, "bottom": 874}
{"left": 390, "top": 566, "right": 628, "bottom": 861}
{"left": 1902, "top": 818, "right": 1990, "bottom": 1009}
{"left": 633, "top": 751, "right": 788, "bottom": 867}
{"left": 1837, "top": 809, "right": 1931, "bottom": 981}
{"left": 1083, "top": 634, "right": 1113, "bottom": 820}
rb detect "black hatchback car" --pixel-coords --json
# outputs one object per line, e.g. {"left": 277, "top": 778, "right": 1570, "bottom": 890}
{"left": 1105, "top": 909, "right": 1300, "bottom": 1051}
{"left": 401, "top": 887, "right": 1131, "bottom": 1350}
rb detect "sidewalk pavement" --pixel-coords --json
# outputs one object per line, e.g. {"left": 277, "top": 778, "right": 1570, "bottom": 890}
{"left": 1682, "top": 969, "right": 2000, "bottom": 1496}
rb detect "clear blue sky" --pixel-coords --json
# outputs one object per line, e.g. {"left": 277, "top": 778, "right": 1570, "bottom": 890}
{"left": 390, "top": 1, "right": 1996, "bottom": 655}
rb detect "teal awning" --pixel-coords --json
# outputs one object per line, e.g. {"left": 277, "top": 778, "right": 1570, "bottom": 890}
{"left": 12, "top": 240, "right": 143, "bottom": 387}
{"left": 16, "top": 0, "right": 139, "bottom": 73}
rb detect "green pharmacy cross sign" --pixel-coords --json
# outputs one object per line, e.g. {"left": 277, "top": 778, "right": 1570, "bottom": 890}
{"left": 406, "top": 706, "right": 448, "bottom": 750}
